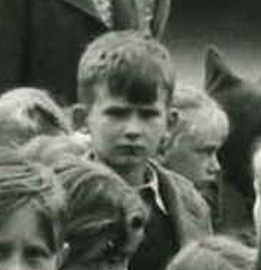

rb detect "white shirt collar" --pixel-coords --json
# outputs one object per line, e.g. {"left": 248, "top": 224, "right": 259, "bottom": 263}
{"left": 86, "top": 149, "right": 167, "bottom": 214}
{"left": 137, "top": 163, "right": 167, "bottom": 214}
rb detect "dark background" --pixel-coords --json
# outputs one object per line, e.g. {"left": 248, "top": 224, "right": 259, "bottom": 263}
{"left": 162, "top": 0, "right": 261, "bottom": 88}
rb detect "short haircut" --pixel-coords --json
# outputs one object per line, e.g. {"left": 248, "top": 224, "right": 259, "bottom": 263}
{"left": 0, "top": 87, "right": 71, "bottom": 146}
{"left": 52, "top": 156, "right": 148, "bottom": 266}
{"left": 172, "top": 87, "right": 229, "bottom": 139}
{"left": 167, "top": 235, "right": 255, "bottom": 270}
{"left": 0, "top": 147, "right": 66, "bottom": 252}
{"left": 78, "top": 30, "right": 175, "bottom": 108}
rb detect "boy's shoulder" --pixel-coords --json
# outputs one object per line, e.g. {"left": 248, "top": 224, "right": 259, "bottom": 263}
{"left": 149, "top": 159, "right": 213, "bottom": 241}
{"left": 150, "top": 159, "right": 209, "bottom": 210}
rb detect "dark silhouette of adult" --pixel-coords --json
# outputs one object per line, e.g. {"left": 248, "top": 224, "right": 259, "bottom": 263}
{"left": 0, "top": 0, "right": 170, "bottom": 105}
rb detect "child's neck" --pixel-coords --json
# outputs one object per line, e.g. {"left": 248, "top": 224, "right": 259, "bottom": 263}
{"left": 112, "top": 164, "right": 147, "bottom": 187}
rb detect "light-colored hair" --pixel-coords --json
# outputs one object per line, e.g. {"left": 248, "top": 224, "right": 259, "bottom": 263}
{"left": 78, "top": 30, "right": 175, "bottom": 108}
{"left": 0, "top": 146, "right": 66, "bottom": 252}
{"left": 52, "top": 156, "right": 148, "bottom": 268}
{"left": 167, "top": 235, "right": 255, "bottom": 270}
{"left": 20, "top": 134, "right": 91, "bottom": 166}
{"left": 172, "top": 87, "right": 229, "bottom": 140}
{"left": 0, "top": 87, "right": 71, "bottom": 146}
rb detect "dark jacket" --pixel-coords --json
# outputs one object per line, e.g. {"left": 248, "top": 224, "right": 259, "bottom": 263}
{"left": 0, "top": 0, "right": 107, "bottom": 105}
{"left": 153, "top": 161, "right": 213, "bottom": 244}
{"left": 130, "top": 160, "right": 213, "bottom": 270}
{"left": 0, "top": 0, "right": 171, "bottom": 105}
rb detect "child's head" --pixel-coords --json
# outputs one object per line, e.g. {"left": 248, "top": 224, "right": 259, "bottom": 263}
{"left": 76, "top": 30, "right": 176, "bottom": 171}
{"left": 53, "top": 156, "right": 148, "bottom": 270}
{"left": 0, "top": 87, "right": 71, "bottom": 146}
{"left": 77, "top": 30, "right": 174, "bottom": 109}
{"left": 0, "top": 147, "right": 66, "bottom": 270}
{"left": 20, "top": 134, "right": 91, "bottom": 167}
{"left": 167, "top": 235, "right": 255, "bottom": 270}
{"left": 162, "top": 88, "right": 229, "bottom": 188}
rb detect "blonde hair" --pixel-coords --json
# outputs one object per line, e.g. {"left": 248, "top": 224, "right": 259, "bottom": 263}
{"left": 0, "top": 146, "right": 66, "bottom": 252}
{"left": 173, "top": 87, "right": 229, "bottom": 139}
{"left": 0, "top": 87, "right": 71, "bottom": 146}
{"left": 165, "top": 88, "right": 228, "bottom": 152}
{"left": 167, "top": 235, "right": 255, "bottom": 270}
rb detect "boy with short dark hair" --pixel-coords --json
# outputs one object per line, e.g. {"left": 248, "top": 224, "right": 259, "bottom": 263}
{"left": 75, "top": 30, "right": 212, "bottom": 270}
{"left": 0, "top": 147, "right": 67, "bottom": 270}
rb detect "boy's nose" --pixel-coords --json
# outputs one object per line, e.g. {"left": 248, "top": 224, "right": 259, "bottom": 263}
{"left": 124, "top": 116, "right": 143, "bottom": 139}
{"left": 5, "top": 255, "right": 27, "bottom": 270}
{"left": 209, "top": 155, "right": 221, "bottom": 175}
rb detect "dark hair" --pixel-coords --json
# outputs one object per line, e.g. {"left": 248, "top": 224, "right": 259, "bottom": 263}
{"left": 52, "top": 156, "right": 148, "bottom": 265}
{"left": 78, "top": 30, "right": 175, "bottom": 109}
{"left": 0, "top": 147, "right": 66, "bottom": 252}
{"left": 167, "top": 235, "right": 255, "bottom": 270}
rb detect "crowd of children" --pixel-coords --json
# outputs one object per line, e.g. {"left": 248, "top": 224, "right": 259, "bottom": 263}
{"left": 0, "top": 22, "right": 260, "bottom": 270}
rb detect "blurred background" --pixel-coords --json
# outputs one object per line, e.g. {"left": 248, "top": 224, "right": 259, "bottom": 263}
{"left": 162, "top": 0, "right": 261, "bottom": 87}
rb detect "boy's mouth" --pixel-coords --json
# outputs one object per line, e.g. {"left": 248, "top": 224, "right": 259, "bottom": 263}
{"left": 115, "top": 145, "right": 146, "bottom": 156}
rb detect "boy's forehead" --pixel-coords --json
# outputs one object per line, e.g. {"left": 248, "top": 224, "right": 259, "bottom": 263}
{"left": 94, "top": 79, "right": 168, "bottom": 105}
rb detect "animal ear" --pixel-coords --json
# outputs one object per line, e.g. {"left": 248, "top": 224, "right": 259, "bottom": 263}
{"left": 151, "top": 0, "right": 171, "bottom": 39}
{"left": 111, "top": 0, "right": 142, "bottom": 30}
{"left": 204, "top": 45, "right": 239, "bottom": 94}
{"left": 71, "top": 103, "right": 87, "bottom": 131}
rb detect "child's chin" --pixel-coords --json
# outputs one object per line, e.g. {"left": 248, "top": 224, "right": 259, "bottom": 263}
{"left": 110, "top": 155, "right": 147, "bottom": 167}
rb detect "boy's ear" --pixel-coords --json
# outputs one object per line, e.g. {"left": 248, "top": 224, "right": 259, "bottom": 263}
{"left": 167, "top": 107, "right": 178, "bottom": 131}
{"left": 71, "top": 103, "right": 87, "bottom": 131}
{"left": 158, "top": 108, "right": 178, "bottom": 158}
{"left": 166, "top": 107, "right": 179, "bottom": 147}
{"left": 56, "top": 242, "right": 70, "bottom": 269}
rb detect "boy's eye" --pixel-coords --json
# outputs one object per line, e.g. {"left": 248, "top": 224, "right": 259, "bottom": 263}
{"left": 195, "top": 146, "right": 216, "bottom": 156}
{"left": 25, "top": 246, "right": 51, "bottom": 260}
{"left": 105, "top": 108, "right": 129, "bottom": 118}
{"left": 140, "top": 109, "right": 160, "bottom": 119}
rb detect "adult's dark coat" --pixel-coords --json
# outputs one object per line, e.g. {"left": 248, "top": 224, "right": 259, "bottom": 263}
{"left": 0, "top": 0, "right": 170, "bottom": 105}
{"left": 0, "top": 0, "right": 108, "bottom": 105}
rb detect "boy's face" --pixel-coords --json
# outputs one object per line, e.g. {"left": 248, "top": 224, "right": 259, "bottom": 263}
{"left": 0, "top": 204, "right": 57, "bottom": 270}
{"left": 164, "top": 115, "right": 227, "bottom": 187}
{"left": 86, "top": 80, "right": 171, "bottom": 170}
